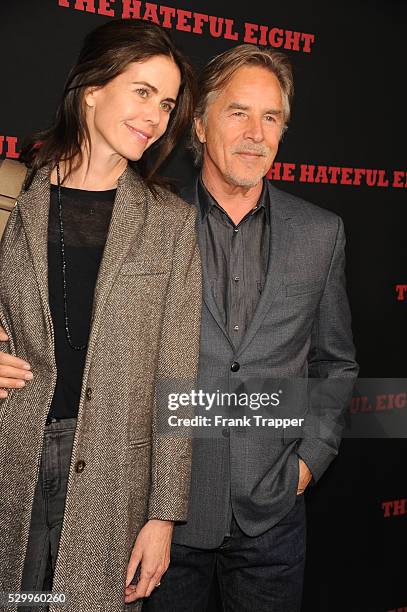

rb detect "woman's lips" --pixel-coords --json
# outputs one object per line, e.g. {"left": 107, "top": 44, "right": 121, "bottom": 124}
{"left": 125, "top": 124, "right": 152, "bottom": 143}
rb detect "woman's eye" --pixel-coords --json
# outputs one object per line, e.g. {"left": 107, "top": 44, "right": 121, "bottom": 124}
{"left": 136, "top": 88, "right": 149, "bottom": 98}
{"left": 160, "top": 102, "right": 173, "bottom": 113}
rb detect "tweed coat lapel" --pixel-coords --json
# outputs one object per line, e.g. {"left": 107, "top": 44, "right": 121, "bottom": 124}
{"left": 86, "top": 166, "right": 146, "bottom": 360}
{"left": 17, "top": 165, "right": 55, "bottom": 341}
{"left": 236, "top": 182, "right": 292, "bottom": 356}
{"left": 17, "top": 164, "right": 147, "bottom": 358}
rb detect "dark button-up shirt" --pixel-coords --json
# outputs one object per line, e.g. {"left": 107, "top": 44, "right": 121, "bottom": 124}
{"left": 198, "top": 177, "right": 270, "bottom": 349}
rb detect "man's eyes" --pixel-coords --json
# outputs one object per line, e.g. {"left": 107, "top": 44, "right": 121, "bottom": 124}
{"left": 231, "top": 112, "right": 278, "bottom": 123}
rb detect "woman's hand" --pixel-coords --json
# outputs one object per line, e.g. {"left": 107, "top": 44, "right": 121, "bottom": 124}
{"left": 0, "top": 326, "right": 32, "bottom": 399}
{"left": 124, "top": 519, "right": 174, "bottom": 603}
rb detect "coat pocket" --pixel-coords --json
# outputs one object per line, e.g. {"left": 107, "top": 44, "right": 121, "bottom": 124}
{"left": 285, "top": 280, "right": 322, "bottom": 297}
{"left": 120, "top": 261, "right": 170, "bottom": 276}
{"left": 128, "top": 437, "right": 151, "bottom": 448}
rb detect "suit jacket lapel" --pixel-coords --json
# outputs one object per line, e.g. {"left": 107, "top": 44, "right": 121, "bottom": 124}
{"left": 236, "top": 183, "right": 292, "bottom": 356}
{"left": 181, "top": 179, "right": 233, "bottom": 346}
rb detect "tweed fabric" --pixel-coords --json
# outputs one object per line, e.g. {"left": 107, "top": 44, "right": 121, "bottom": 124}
{"left": 0, "top": 164, "right": 202, "bottom": 611}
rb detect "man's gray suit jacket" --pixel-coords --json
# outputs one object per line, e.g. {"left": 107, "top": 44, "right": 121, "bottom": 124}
{"left": 173, "top": 178, "right": 359, "bottom": 549}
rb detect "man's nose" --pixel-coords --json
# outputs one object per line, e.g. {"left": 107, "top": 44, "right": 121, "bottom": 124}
{"left": 244, "top": 116, "right": 264, "bottom": 142}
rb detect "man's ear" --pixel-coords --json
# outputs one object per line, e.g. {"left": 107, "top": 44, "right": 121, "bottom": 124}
{"left": 194, "top": 117, "right": 206, "bottom": 144}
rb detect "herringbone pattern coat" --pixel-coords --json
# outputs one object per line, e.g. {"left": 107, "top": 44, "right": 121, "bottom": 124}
{"left": 0, "top": 164, "right": 202, "bottom": 611}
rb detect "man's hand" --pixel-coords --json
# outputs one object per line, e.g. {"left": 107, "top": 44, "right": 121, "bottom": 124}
{"left": 0, "top": 326, "right": 32, "bottom": 399}
{"left": 297, "top": 457, "right": 312, "bottom": 495}
{"left": 124, "top": 519, "right": 174, "bottom": 603}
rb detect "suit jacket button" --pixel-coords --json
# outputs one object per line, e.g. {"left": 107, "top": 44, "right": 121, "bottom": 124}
{"left": 75, "top": 460, "right": 86, "bottom": 473}
{"left": 222, "top": 428, "right": 230, "bottom": 438}
{"left": 86, "top": 387, "right": 92, "bottom": 400}
{"left": 230, "top": 361, "right": 240, "bottom": 372}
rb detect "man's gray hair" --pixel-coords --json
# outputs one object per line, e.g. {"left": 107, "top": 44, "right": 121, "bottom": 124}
{"left": 190, "top": 44, "right": 294, "bottom": 165}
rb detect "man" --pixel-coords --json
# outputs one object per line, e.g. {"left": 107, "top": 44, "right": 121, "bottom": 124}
{"left": 0, "top": 44, "right": 358, "bottom": 610}
{"left": 144, "top": 44, "right": 358, "bottom": 611}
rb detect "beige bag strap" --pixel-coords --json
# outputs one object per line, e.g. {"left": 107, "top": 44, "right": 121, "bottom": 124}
{"left": 0, "top": 159, "right": 28, "bottom": 239}
{"left": 0, "top": 159, "right": 28, "bottom": 211}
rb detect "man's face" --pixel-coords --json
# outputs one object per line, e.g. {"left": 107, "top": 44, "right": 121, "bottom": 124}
{"left": 195, "top": 65, "right": 284, "bottom": 189}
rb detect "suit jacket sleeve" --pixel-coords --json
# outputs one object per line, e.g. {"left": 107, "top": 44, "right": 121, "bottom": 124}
{"left": 296, "top": 216, "right": 359, "bottom": 482}
{"left": 147, "top": 204, "right": 202, "bottom": 521}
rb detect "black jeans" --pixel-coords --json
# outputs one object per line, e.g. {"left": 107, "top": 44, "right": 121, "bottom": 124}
{"left": 20, "top": 418, "right": 76, "bottom": 601}
{"left": 144, "top": 495, "right": 306, "bottom": 612}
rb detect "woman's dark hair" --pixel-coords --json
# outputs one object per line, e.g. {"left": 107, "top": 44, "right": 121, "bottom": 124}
{"left": 21, "top": 19, "right": 196, "bottom": 187}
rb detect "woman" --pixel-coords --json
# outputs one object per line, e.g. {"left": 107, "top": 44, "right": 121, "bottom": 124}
{"left": 0, "top": 19, "right": 201, "bottom": 611}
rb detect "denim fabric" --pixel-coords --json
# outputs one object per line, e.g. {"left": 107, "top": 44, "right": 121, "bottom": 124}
{"left": 20, "top": 418, "right": 77, "bottom": 610}
{"left": 145, "top": 495, "right": 306, "bottom": 612}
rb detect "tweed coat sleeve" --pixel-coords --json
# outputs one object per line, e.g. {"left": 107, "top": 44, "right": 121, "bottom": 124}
{"left": 147, "top": 202, "right": 202, "bottom": 521}
{"left": 296, "top": 216, "right": 359, "bottom": 483}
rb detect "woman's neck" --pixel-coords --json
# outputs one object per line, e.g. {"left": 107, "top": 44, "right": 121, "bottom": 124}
{"left": 50, "top": 152, "right": 128, "bottom": 191}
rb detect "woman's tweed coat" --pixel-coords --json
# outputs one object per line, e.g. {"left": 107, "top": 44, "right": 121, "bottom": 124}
{"left": 0, "top": 164, "right": 202, "bottom": 611}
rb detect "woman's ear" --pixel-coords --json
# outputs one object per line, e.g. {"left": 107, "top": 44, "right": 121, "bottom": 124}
{"left": 84, "top": 87, "right": 99, "bottom": 109}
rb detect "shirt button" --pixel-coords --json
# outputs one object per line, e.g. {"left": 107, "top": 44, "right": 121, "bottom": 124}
{"left": 233, "top": 276, "right": 240, "bottom": 282}
{"left": 75, "top": 460, "right": 86, "bottom": 473}
{"left": 231, "top": 361, "right": 240, "bottom": 372}
{"left": 233, "top": 325, "right": 239, "bottom": 331}
{"left": 86, "top": 387, "right": 92, "bottom": 401}
{"left": 222, "top": 428, "right": 230, "bottom": 438}
{"left": 234, "top": 228, "right": 239, "bottom": 233}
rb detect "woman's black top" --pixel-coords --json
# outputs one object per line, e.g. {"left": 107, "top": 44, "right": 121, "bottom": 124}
{"left": 47, "top": 184, "right": 116, "bottom": 419}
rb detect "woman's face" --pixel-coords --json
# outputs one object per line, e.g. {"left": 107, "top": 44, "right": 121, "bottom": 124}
{"left": 84, "top": 55, "right": 181, "bottom": 162}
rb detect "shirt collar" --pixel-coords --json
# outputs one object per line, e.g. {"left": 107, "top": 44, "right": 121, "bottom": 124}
{"left": 197, "top": 175, "right": 270, "bottom": 224}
